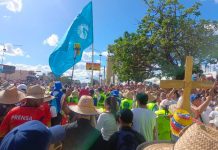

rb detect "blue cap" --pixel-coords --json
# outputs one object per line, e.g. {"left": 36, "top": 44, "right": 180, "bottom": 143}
{"left": 111, "top": 90, "right": 119, "bottom": 97}
{"left": 192, "top": 74, "right": 197, "bottom": 81}
{"left": 190, "top": 94, "right": 201, "bottom": 103}
{"left": 54, "top": 81, "right": 62, "bottom": 91}
{"left": 0, "top": 120, "right": 65, "bottom": 150}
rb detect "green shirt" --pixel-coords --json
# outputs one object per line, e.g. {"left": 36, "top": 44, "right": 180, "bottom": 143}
{"left": 97, "top": 93, "right": 106, "bottom": 108}
{"left": 120, "top": 98, "right": 133, "bottom": 110}
{"left": 67, "top": 96, "right": 79, "bottom": 104}
{"left": 147, "top": 102, "right": 159, "bottom": 112}
{"left": 155, "top": 109, "right": 171, "bottom": 141}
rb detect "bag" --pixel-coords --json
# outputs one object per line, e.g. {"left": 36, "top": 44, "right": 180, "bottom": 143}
{"left": 116, "top": 130, "right": 139, "bottom": 150}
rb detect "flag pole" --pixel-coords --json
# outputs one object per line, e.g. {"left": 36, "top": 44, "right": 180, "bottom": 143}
{"left": 91, "top": 44, "right": 94, "bottom": 86}
{"left": 91, "top": 1, "right": 94, "bottom": 86}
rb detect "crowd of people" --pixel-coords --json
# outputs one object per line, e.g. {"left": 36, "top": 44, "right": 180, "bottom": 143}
{"left": 0, "top": 74, "right": 217, "bottom": 150}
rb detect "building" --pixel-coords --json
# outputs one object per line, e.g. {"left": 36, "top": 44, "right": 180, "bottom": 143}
{"left": 0, "top": 70, "right": 36, "bottom": 81}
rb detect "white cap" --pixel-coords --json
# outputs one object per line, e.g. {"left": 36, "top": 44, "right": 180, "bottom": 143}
{"left": 17, "top": 84, "right": 27, "bottom": 92}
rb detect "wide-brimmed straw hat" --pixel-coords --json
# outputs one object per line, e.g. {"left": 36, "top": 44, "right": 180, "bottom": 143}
{"left": 25, "top": 85, "right": 54, "bottom": 102}
{"left": 137, "top": 123, "right": 218, "bottom": 150}
{"left": 69, "top": 95, "right": 99, "bottom": 115}
{"left": 0, "top": 86, "right": 26, "bottom": 104}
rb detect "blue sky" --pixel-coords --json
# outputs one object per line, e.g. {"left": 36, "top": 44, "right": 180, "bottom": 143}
{"left": 0, "top": 0, "right": 218, "bottom": 82}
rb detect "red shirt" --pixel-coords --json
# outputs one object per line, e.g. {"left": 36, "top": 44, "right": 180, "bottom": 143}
{"left": 40, "top": 103, "right": 51, "bottom": 127}
{"left": 79, "top": 89, "right": 89, "bottom": 98}
{"left": 0, "top": 106, "right": 47, "bottom": 138}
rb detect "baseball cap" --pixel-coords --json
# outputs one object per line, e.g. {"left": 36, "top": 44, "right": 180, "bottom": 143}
{"left": 111, "top": 90, "right": 119, "bottom": 97}
{"left": 192, "top": 74, "right": 197, "bottom": 81}
{"left": 118, "top": 109, "right": 133, "bottom": 124}
{"left": 17, "top": 84, "right": 27, "bottom": 92}
{"left": 190, "top": 94, "right": 201, "bottom": 103}
{"left": 0, "top": 120, "right": 66, "bottom": 150}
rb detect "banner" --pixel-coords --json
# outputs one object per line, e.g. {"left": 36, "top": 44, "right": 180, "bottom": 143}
{"left": 86, "top": 63, "right": 100, "bottom": 71}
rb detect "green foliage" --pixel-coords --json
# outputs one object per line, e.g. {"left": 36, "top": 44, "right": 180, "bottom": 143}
{"left": 108, "top": 0, "right": 218, "bottom": 81}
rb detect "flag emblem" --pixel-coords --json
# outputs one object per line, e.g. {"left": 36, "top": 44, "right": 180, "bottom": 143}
{"left": 78, "top": 24, "right": 89, "bottom": 39}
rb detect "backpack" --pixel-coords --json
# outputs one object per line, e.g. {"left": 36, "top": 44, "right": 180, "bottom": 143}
{"left": 116, "top": 130, "right": 139, "bottom": 150}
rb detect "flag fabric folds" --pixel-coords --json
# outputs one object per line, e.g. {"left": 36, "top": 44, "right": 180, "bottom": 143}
{"left": 49, "top": 2, "right": 93, "bottom": 77}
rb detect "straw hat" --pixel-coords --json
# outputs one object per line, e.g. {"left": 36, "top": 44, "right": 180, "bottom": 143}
{"left": 0, "top": 86, "right": 26, "bottom": 104}
{"left": 25, "top": 85, "right": 54, "bottom": 102}
{"left": 69, "top": 95, "right": 99, "bottom": 115}
{"left": 138, "top": 123, "right": 218, "bottom": 150}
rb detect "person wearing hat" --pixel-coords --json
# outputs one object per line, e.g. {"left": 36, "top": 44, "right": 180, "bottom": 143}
{"left": 0, "top": 85, "right": 54, "bottom": 139}
{"left": 0, "top": 86, "right": 26, "bottom": 124}
{"left": 132, "top": 93, "right": 157, "bottom": 142}
{"left": 0, "top": 120, "right": 65, "bottom": 150}
{"left": 62, "top": 95, "right": 102, "bottom": 150}
{"left": 190, "top": 94, "right": 213, "bottom": 124}
{"left": 137, "top": 123, "right": 218, "bottom": 150}
{"left": 50, "top": 81, "right": 64, "bottom": 125}
{"left": 108, "top": 109, "right": 145, "bottom": 150}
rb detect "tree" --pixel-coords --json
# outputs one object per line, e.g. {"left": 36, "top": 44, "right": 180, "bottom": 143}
{"left": 108, "top": 0, "right": 218, "bottom": 81}
{"left": 138, "top": 0, "right": 218, "bottom": 78}
{"left": 108, "top": 32, "right": 158, "bottom": 82}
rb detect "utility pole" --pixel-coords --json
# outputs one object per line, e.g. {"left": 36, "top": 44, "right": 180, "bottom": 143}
{"left": 99, "top": 53, "right": 102, "bottom": 86}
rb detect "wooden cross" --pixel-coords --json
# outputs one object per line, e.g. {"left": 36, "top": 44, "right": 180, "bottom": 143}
{"left": 160, "top": 56, "right": 213, "bottom": 113}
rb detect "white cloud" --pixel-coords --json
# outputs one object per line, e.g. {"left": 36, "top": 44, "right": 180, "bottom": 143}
{"left": 82, "top": 51, "right": 99, "bottom": 62}
{"left": 25, "top": 54, "right": 30, "bottom": 58}
{"left": 215, "top": 0, "right": 218, "bottom": 4}
{"left": 101, "top": 51, "right": 108, "bottom": 57}
{"left": 0, "top": 0, "right": 22, "bottom": 12}
{"left": 3, "top": 15, "right": 11, "bottom": 19}
{"left": 0, "top": 43, "right": 24, "bottom": 56}
{"left": 43, "top": 34, "right": 59, "bottom": 47}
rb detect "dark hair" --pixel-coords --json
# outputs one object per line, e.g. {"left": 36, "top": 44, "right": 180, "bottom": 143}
{"left": 118, "top": 109, "right": 133, "bottom": 124}
{"left": 136, "top": 93, "right": 148, "bottom": 105}
{"left": 105, "top": 96, "right": 118, "bottom": 118}
{"left": 174, "top": 90, "right": 180, "bottom": 99}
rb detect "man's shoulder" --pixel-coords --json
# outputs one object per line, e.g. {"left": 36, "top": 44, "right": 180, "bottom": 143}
{"left": 63, "top": 121, "right": 78, "bottom": 132}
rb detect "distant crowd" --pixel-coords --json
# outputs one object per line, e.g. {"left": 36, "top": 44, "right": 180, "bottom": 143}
{"left": 0, "top": 74, "right": 217, "bottom": 150}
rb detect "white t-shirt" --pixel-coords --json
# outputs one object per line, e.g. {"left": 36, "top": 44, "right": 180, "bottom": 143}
{"left": 160, "top": 99, "right": 177, "bottom": 108}
{"left": 96, "top": 112, "right": 118, "bottom": 141}
{"left": 209, "top": 111, "right": 218, "bottom": 120}
{"left": 201, "top": 106, "right": 212, "bottom": 124}
{"left": 132, "top": 108, "right": 156, "bottom": 142}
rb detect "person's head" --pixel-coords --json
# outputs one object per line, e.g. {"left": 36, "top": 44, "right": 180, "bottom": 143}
{"left": 24, "top": 85, "right": 54, "bottom": 107}
{"left": 160, "top": 92, "right": 166, "bottom": 100}
{"left": 25, "top": 98, "right": 44, "bottom": 107}
{"left": 0, "top": 86, "right": 25, "bottom": 105}
{"left": 69, "top": 95, "right": 99, "bottom": 119}
{"left": 136, "top": 93, "right": 148, "bottom": 107}
{"left": 17, "top": 84, "right": 27, "bottom": 93}
{"left": 190, "top": 94, "right": 202, "bottom": 107}
{"left": 0, "top": 120, "right": 65, "bottom": 150}
{"left": 118, "top": 109, "right": 133, "bottom": 127}
{"left": 89, "top": 89, "right": 95, "bottom": 97}
{"left": 104, "top": 96, "right": 118, "bottom": 116}
{"left": 137, "top": 82, "right": 143, "bottom": 88}
{"left": 172, "top": 90, "right": 180, "bottom": 100}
